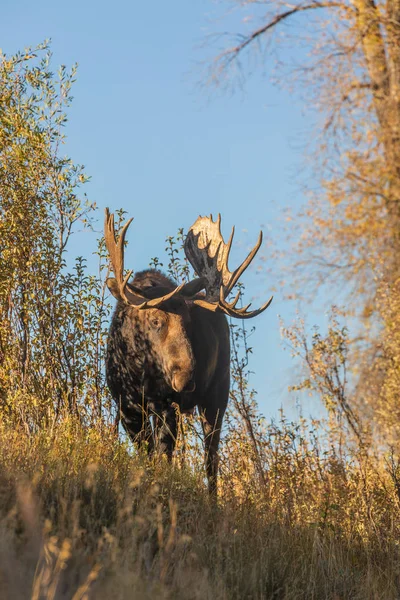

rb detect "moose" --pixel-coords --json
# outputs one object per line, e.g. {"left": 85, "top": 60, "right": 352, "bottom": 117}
{"left": 104, "top": 209, "right": 272, "bottom": 495}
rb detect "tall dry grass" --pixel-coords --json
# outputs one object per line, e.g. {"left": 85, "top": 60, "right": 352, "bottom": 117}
{"left": 1, "top": 413, "right": 400, "bottom": 600}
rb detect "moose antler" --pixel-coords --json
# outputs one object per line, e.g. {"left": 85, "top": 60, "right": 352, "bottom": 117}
{"left": 184, "top": 214, "right": 273, "bottom": 319}
{"left": 104, "top": 209, "right": 206, "bottom": 308}
{"left": 104, "top": 208, "right": 142, "bottom": 304}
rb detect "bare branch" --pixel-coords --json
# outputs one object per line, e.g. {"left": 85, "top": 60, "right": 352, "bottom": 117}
{"left": 211, "top": 1, "right": 353, "bottom": 79}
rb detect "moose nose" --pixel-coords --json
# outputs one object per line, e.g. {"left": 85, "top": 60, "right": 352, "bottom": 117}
{"left": 184, "top": 374, "right": 196, "bottom": 393}
{"left": 171, "top": 367, "right": 196, "bottom": 393}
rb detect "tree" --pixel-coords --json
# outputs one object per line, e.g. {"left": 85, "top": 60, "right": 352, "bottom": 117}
{"left": 0, "top": 43, "right": 112, "bottom": 430}
{"left": 207, "top": 0, "right": 400, "bottom": 436}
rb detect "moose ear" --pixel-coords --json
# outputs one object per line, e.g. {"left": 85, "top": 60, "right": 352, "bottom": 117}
{"left": 179, "top": 277, "right": 206, "bottom": 298}
{"left": 107, "top": 277, "right": 148, "bottom": 305}
{"left": 107, "top": 278, "right": 122, "bottom": 300}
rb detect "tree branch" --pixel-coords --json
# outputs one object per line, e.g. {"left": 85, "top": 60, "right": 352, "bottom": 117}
{"left": 213, "top": 1, "right": 352, "bottom": 71}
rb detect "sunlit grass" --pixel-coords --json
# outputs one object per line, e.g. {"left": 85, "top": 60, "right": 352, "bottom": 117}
{"left": 1, "top": 415, "right": 400, "bottom": 599}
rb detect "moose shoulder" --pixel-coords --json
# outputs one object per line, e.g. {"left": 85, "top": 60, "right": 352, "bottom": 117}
{"left": 104, "top": 209, "right": 272, "bottom": 495}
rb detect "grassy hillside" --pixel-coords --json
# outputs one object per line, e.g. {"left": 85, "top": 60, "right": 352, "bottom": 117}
{"left": 1, "top": 416, "right": 400, "bottom": 600}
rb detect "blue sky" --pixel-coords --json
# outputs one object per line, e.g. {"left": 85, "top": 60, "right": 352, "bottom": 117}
{"left": 1, "top": 0, "right": 327, "bottom": 419}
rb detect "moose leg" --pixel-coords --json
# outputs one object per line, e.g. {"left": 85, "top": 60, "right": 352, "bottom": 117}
{"left": 200, "top": 408, "right": 224, "bottom": 497}
{"left": 121, "top": 404, "right": 153, "bottom": 452}
{"left": 151, "top": 405, "right": 178, "bottom": 460}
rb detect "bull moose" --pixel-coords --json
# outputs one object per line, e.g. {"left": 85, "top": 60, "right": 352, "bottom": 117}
{"left": 104, "top": 209, "right": 272, "bottom": 495}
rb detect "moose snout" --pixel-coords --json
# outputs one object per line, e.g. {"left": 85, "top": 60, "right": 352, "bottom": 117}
{"left": 184, "top": 373, "right": 196, "bottom": 393}
{"left": 171, "top": 365, "right": 196, "bottom": 393}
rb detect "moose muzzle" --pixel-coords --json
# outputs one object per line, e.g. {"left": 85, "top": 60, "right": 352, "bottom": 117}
{"left": 171, "top": 367, "right": 196, "bottom": 393}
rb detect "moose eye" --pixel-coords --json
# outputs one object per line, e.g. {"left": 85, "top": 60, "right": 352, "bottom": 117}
{"left": 150, "top": 317, "right": 161, "bottom": 330}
